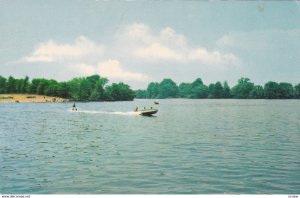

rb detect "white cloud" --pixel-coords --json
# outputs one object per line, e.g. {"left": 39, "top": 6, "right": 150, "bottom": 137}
{"left": 72, "top": 60, "right": 148, "bottom": 82}
{"left": 21, "top": 23, "right": 241, "bottom": 68}
{"left": 118, "top": 23, "right": 240, "bottom": 66}
{"left": 20, "top": 33, "right": 149, "bottom": 82}
{"left": 135, "top": 42, "right": 183, "bottom": 61}
{"left": 18, "top": 23, "right": 242, "bottom": 84}
{"left": 97, "top": 59, "right": 148, "bottom": 82}
{"left": 22, "top": 36, "right": 104, "bottom": 63}
{"left": 73, "top": 63, "right": 97, "bottom": 76}
{"left": 188, "top": 48, "right": 240, "bottom": 66}
{"left": 159, "top": 27, "right": 187, "bottom": 48}
{"left": 120, "top": 23, "right": 153, "bottom": 44}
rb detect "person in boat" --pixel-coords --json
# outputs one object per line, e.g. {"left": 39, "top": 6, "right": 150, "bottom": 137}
{"left": 72, "top": 103, "right": 77, "bottom": 111}
{"left": 135, "top": 107, "right": 138, "bottom": 112}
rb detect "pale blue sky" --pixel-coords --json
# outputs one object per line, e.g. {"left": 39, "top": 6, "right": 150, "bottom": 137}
{"left": 0, "top": 0, "right": 299, "bottom": 89}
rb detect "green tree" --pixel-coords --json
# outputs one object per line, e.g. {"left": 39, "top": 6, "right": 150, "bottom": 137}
{"left": 191, "top": 78, "right": 203, "bottom": 87}
{"left": 278, "top": 82, "right": 294, "bottom": 99}
{"left": 20, "top": 76, "right": 30, "bottom": 93}
{"left": 214, "top": 82, "right": 224, "bottom": 98}
{"left": 44, "top": 80, "right": 59, "bottom": 96}
{"left": 223, "top": 81, "right": 231, "bottom": 98}
{"left": 29, "top": 78, "right": 43, "bottom": 94}
{"left": 57, "top": 82, "right": 70, "bottom": 98}
{"left": 36, "top": 79, "right": 52, "bottom": 95}
{"left": 178, "top": 83, "right": 192, "bottom": 98}
{"left": 158, "top": 78, "right": 178, "bottom": 98}
{"left": 3, "top": 75, "right": 299, "bottom": 101}
{"left": 67, "top": 78, "right": 81, "bottom": 100}
{"left": 294, "top": 84, "right": 300, "bottom": 99}
{"left": 146, "top": 82, "right": 160, "bottom": 98}
{"left": 189, "top": 78, "right": 208, "bottom": 98}
{"left": 0, "top": 76, "right": 7, "bottom": 93}
{"left": 192, "top": 84, "right": 209, "bottom": 98}
{"left": 67, "top": 77, "right": 90, "bottom": 100}
{"left": 87, "top": 76, "right": 108, "bottom": 101}
{"left": 15, "top": 79, "right": 22, "bottom": 93}
{"left": 208, "top": 84, "right": 215, "bottom": 98}
{"left": 89, "top": 89, "right": 100, "bottom": 101}
{"left": 208, "top": 82, "right": 224, "bottom": 98}
{"left": 264, "top": 81, "right": 280, "bottom": 99}
{"left": 98, "top": 77, "right": 108, "bottom": 100}
{"left": 231, "top": 78, "right": 254, "bottom": 99}
{"left": 135, "top": 89, "right": 147, "bottom": 99}
{"left": 86, "top": 75, "right": 101, "bottom": 86}
{"left": 6, "top": 76, "right": 17, "bottom": 93}
{"left": 105, "top": 82, "right": 135, "bottom": 101}
{"left": 249, "top": 85, "right": 264, "bottom": 99}
{"left": 89, "top": 81, "right": 101, "bottom": 101}
{"left": 78, "top": 79, "right": 92, "bottom": 100}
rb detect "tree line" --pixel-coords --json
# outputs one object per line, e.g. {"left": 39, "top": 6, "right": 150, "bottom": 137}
{"left": 0, "top": 75, "right": 135, "bottom": 101}
{"left": 135, "top": 78, "right": 300, "bottom": 99}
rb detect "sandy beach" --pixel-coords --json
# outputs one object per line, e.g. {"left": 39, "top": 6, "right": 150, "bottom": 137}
{"left": 0, "top": 94, "right": 68, "bottom": 103}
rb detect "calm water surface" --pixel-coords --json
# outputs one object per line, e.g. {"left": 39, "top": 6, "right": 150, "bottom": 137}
{"left": 0, "top": 99, "right": 300, "bottom": 194}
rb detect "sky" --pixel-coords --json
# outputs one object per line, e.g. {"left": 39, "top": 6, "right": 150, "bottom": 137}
{"left": 0, "top": 0, "right": 300, "bottom": 89}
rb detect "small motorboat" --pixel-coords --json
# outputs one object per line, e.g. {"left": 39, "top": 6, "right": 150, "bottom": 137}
{"left": 154, "top": 101, "right": 159, "bottom": 105}
{"left": 135, "top": 107, "right": 158, "bottom": 116}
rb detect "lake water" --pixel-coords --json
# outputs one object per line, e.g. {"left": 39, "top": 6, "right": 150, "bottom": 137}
{"left": 1, "top": 99, "right": 300, "bottom": 194}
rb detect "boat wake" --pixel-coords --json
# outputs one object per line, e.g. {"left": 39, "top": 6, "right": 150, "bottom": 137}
{"left": 70, "top": 109, "right": 140, "bottom": 116}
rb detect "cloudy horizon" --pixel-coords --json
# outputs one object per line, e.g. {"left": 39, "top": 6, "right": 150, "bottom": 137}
{"left": 1, "top": 1, "right": 300, "bottom": 89}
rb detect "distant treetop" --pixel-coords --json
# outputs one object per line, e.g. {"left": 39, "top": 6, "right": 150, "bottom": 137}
{"left": 135, "top": 77, "right": 300, "bottom": 99}
{"left": 0, "top": 75, "right": 135, "bottom": 101}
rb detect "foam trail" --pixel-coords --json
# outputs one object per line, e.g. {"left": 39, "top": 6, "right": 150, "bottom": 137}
{"left": 70, "top": 109, "right": 139, "bottom": 116}
{"left": 111, "top": 111, "right": 140, "bottom": 115}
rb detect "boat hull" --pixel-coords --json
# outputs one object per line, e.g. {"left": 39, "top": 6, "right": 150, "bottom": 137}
{"left": 138, "top": 109, "right": 158, "bottom": 116}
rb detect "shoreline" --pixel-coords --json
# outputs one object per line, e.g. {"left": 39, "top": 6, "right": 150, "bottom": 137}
{"left": 0, "top": 94, "right": 68, "bottom": 103}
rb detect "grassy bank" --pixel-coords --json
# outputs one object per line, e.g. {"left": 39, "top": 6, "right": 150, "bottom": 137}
{"left": 0, "top": 94, "right": 68, "bottom": 103}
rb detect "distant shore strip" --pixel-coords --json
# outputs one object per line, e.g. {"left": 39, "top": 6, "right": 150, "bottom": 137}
{"left": 0, "top": 94, "right": 68, "bottom": 103}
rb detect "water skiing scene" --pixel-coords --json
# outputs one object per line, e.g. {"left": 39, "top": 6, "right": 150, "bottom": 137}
{"left": 1, "top": 0, "right": 300, "bottom": 195}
